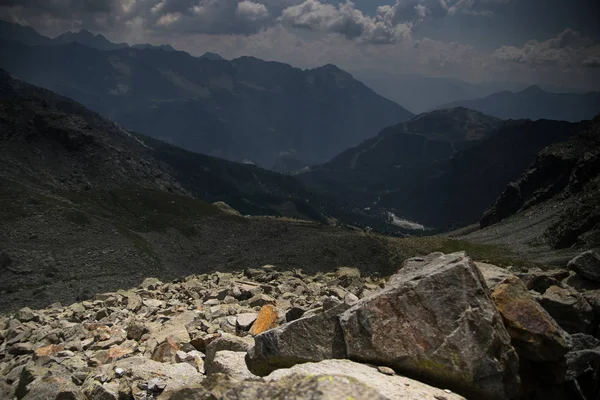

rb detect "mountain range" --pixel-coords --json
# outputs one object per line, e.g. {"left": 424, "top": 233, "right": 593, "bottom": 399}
{"left": 0, "top": 68, "right": 331, "bottom": 221}
{"left": 440, "top": 85, "right": 600, "bottom": 122}
{"left": 0, "top": 21, "right": 413, "bottom": 168}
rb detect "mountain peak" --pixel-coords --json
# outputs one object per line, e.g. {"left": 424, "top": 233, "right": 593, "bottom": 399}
{"left": 520, "top": 84, "right": 546, "bottom": 95}
{"left": 77, "top": 28, "right": 95, "bottom": 37}
{"left": 313, "top": 64, "right": 343, "bottom": 73}
{"left": 200, "top": 52, "right": 224, "bottom": 61}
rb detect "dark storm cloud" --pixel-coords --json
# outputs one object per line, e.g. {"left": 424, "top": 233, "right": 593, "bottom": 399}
{"left": 0, "top": 0, "right": 114, "bottom": 15}
{"left": 0, "top": 0, "right": 512, "bottom": 42}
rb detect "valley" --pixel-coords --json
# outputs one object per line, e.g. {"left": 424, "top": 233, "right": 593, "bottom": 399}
{"left": 0, "top": 17, "right": 599, "bottom": 400}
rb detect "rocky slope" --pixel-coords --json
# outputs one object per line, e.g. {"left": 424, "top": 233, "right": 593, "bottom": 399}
{"left": 0, "top": 24, "right": 412, "bottom": 167}
{"left": 1, "top": 252, "right": 598, "bottom": 400}
{"left": 460, "top": 114, "right": 600, "bottom": 261}
{"left": 298, "top": 109, "right": 584, "bottom": 230}
{"left": 439, "top": 85, "right": 600, "bottom": 122}
{"left": 0, "top": 68, "right": 329, "bottom": 219}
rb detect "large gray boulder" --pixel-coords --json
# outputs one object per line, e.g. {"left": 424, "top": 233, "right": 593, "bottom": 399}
{"left": 245, "top": 303, "right": 350, "bottom": 376}
{"left": 339, "top": 252, "right": 520, "bottom": 400}
{"left": 568, "top": 250, "right": 600, "bottom": 283}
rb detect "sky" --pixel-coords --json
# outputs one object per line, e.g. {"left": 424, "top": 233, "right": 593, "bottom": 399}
{"left": 1, "top": 0, "right": 599, "bottom": 90}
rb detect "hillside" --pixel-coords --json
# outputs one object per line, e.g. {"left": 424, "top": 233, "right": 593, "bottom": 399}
{"left": 0, "top": 27, "right": 413, "bottom": 168}
{"left": 458, "top": 114, "right": 600, "bottom": 263}
{"left": 440, "top": 85, "right": 600, "bottom": 122}
{"left": 298, "top": 109, "right": 585, "bottom": 230}
{"left": 0, "top": 70, "right": 419, "bottom": 311}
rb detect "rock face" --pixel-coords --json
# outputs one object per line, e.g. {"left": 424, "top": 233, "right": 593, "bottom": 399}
{"left": 568, "top": 251, "right": 600, "bottom": 283}
{"left": 480, "top": 116, "right": 600, "bottom": 250}
{"left": 339, "top": 252, "right": 520, "bottom": 399}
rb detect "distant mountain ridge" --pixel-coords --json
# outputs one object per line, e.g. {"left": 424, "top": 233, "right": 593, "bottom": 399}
{"left": 439, "top": 85, "right": 600, "bottom": 122}
{"left": 54, "top": 29, "right": 130, "bottom": 50}
{"left": 0, "top": 20, "right": 187, "bottom": 54}
{"left": 0, "top": 33, "right": 413, "bottom": 167}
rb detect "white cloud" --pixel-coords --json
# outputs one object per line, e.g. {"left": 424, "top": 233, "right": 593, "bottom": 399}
{"left": 156, "top": 12, "right": 180, "bottom": 26}
{"left": 236, "top": 1, "right": 269, "bottom": 22}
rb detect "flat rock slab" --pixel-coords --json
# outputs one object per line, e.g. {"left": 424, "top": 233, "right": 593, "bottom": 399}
{"left": 162, "top": 373, "right": 387, "bottom": 400}
{"left": 339, "top": 252, "right": 520, "bottom": 400}
{"left": 266, "top": 359, "right": 466, "bottom": 400}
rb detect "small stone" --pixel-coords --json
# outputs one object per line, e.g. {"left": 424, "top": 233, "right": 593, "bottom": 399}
{"left": 115, "top": 367, "right": 125, "bottom": 377}
{"left": 16, "top": 307, "right": 37, "bottom": 322}
{"left": 33, "top": 344, "right": 63, "bottom": 359}
{"left": 285, "top": 307, "right": 305, "bottom": 322}
{"left": 151, "top": 337, "right": 180, "bottom": 363}
{"left": 377, "top": 366, "right": 395, "bottom": 375}
{"left": 140, "top": 277, "right": 162, "bottom": 290}
{"left": 344, "top": 292, "right": 359, "bottom": 305}
{"left": 248, "top": 294, "right": 277, "bottom": 308}
{"left": 190, "top": 333, "right": 221, "bottom": 352}
{"left": 236, "top": 313, "right": 258, "bottom": 332}
{"left": 126, "top": 320, "right": 147, "bottom": 341}
{"left": 322, "top": 296, "right": 342, "bottom": 311}
{"left": 8, "top": 342, "right": 33, "bottom": 355}
{"left": 249, "top": 305, "right": 279, "bottom": 336}
{"left": 148, "top": 378, "right": 167, "bottom": 392}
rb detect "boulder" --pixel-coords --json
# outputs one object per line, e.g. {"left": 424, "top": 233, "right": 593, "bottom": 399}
{"left": 205, "top": 350, "right": 257, "bottom": 380}
{"left": 474, "top": 262, "right": 513, "bottom": 290}
{"left": 246, "top": 303, "right": 350, "bottom": 376}
{"left": 265, "top": 359, "right": 466, "bottom": 400}
{"left": 236, "top": 313, "right": 258, "bottom": 332}
{"left": 535, "top": 285, "right": 595, "bottom": 334}
{"left": 161, "top": 373, "right": 387, "bottom": 400}
{"left": 339, "top": 252, "right": 520, "bottom": 400}
{"left": 147, "top": 311, "right": 196, "bottom": 345}
{"left": 82, "top": 380, "right": 118, "bottom": 400}
{"left": 568, "top": 251, "right": 600, "bottom": 283}
{"left": 491, "top": 275, "right": 570, "bottom": 361}
{"left": 205, "top": 334, "right": 254, "bottom": 364}
{"left": 151, "top": 337, "right": 180, "bottom": 363}
{"left": 23, "top": 375, "right": 84, "bottom": 400}
{"left": 563, "top": 334, "right": 600, "bottom": 400}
